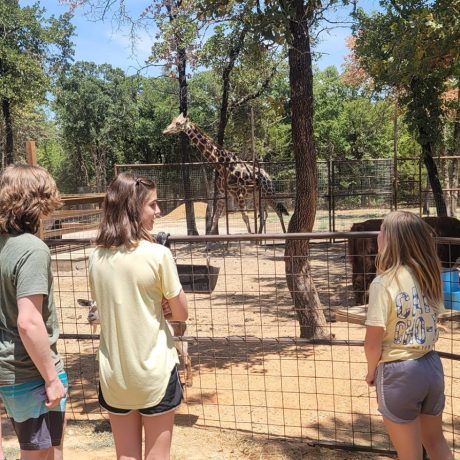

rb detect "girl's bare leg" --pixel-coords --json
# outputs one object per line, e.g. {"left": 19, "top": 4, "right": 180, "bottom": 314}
{"left": 109, "top": 411, "right": 142, "bottom": 460}
{"left": 420, "top": 414, "right": 453, "bottom": 460}
{"left": 383, "top": 416, "right": 422, "bottom": 460}
{"left": 143, "top": 410, "right": 175, "bottom": 460}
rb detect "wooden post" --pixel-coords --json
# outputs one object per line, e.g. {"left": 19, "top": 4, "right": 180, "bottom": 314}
{"left": 26, "top": 140, "right": 44, "bottom": 238}
{"left": 26, "top": 140, "right": 37, "bottom": 166}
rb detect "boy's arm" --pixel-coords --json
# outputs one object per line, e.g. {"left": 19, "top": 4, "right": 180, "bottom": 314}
{"left": 17, "top": 294, "right": 66, "bottom": 408}
{"left": 364, "top": 326, "right": 384, "bottom": 386}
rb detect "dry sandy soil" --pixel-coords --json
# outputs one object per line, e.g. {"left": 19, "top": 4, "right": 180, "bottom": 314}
{"left": 4, "top": 204, "right": 456, "bottom": 459}
{"left": 1, "top": 419, "right": 397, "bottom": 459}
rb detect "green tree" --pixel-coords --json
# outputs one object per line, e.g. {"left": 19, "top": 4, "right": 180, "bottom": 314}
{"left": 150, "top": 0, "right": 202, "bottom": 234}
{"left": 353, "top": 0, "right": 460, "bottom": 216}
{"left": 313, "top": 66, "right": 349, "bottom": 159}
{"left": 0, "top": 0, "right": 73, "bottom": 164}
{"left": 205, "top": 0, "right": 354, "bottom": 337}
{"left": 54, "top": 61, "right": 137, "bottom": 191}
{"left": 127, "top": 75, "right": 179, "bottom": 164}
{"left": 173, "top": 0, "right": 353, "bottom": 338}
{"left": 65, "top": 0, "right": 202, "bottom": 233}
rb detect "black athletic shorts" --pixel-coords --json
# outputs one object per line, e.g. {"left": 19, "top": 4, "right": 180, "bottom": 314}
{"left": 98, "top": 366, "right": 182, "bottom": 416}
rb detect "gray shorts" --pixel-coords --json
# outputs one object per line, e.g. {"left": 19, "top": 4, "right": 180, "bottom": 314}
{"left": 376, "top": 351, "right": 445, "bottom": 423}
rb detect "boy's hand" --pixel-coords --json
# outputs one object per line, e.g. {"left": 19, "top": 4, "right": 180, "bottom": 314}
{"left": 45, "top": 377, "right": 66, "bottom": 408}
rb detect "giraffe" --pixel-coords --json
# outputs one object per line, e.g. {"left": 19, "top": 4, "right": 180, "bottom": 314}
{"left": 163, "top": 113, "right": 289, "bottom": 234}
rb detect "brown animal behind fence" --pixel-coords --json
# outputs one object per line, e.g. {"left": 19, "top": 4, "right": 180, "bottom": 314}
{"left": 348, "top": 216, "right": 460, "bottom": 305}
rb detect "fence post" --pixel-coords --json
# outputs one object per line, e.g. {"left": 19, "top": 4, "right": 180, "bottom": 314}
{"left": 327, "top": 159, "right": 332, "bottom": 233}
{"left": 25, "top": 140, "right": 44, "bottom": 238}
{"left": 25, "top": 140, "right": 37, "bottom": 166}
{"left": 419, "top": 157, "right": 423, "bottom": 216}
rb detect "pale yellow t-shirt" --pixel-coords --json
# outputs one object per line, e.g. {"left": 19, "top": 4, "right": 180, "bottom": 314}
{"left": 365, "top": 266, "right": 444, "bottom": 363}
{"left": 89, "top": 240, "right": 182, "bottom": 409}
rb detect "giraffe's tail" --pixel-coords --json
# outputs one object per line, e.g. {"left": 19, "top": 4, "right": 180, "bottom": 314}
{"left": 276, "top": 202, "right": 289, "bottom": 216}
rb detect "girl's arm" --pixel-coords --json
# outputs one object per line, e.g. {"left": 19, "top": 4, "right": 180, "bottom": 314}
{"left": 162, "top": 289, "right": 188, "bottom": 321}
{"left": 364, "top": 326, "right": 384, "bottom": 386}
{"left": 17, "top": 294, "right": 66, "bottom": 407}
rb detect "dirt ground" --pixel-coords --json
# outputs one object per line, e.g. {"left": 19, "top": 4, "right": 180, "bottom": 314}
{"left": 23, "top": 204, "right": 459, "bottom": 459}
{"left": 1, "top": 418, "right": 397, "bottom": 459}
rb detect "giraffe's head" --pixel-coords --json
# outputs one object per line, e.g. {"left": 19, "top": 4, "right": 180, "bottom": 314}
{"left": 163, "top": 113, "right": 189, "bottom": 135}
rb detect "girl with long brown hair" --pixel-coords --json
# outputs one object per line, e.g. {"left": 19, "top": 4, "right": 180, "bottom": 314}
{"left": 365, "top": 211, "right": 453, "bottom": 460}
{"left": 89, "top": 173, "right": 188, "bottom": 460}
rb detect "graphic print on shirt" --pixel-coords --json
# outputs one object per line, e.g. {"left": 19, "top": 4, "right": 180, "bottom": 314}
{"left": 393, "top": 285, "right": 438, "bottom": 349}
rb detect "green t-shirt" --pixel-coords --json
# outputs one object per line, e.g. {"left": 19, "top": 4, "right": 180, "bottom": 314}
{"left": 0, "top": 233, "right": 63, "bottom": 384}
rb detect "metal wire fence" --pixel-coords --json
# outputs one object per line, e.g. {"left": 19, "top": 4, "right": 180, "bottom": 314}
{"left": 33, "top": 157, "right": 459, "bottom": 239}
{"left": 113, "top": 157, "right": 459, "bottom": 235}
{"left": 47, "top": 233, "right": 460, "bottom": 455}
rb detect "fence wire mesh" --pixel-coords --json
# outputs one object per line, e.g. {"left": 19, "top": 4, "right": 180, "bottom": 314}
{"left": 38, "top": 157, "right": 459, "bottom": 239}
{"left": 47, "top": 233, "right": 460, "bottom": 455}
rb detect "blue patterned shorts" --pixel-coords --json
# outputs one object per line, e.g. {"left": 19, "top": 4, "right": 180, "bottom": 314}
{"left": 0, "top": 372, "right": 68, "bottom": 450}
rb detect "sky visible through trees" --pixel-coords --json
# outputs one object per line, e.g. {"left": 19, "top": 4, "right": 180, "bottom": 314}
{"left": 19, "top": 0, "right": 382, "bottom": 77}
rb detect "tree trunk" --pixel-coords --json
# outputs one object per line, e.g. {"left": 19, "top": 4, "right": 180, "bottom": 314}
{"left": 451, "top": 83, "right": 460, "bottom": 217}
{"left": 421, "top": 141, "right": 447, "bottom": 216}
{"left": 451, "top": 158, "right": 459, "bottom": 218}
{"left": 206, "top": 28, "right": 247, "bottom": 235}
{"left": 284, "top": 0, "right": 327, "bottom": 339}
{"left": 177, "top": 46, "right": 198, "bottom": 235}
{"left": 439, "top": 146, "right": 450, "bottom": 215}
{"left": 2, "top": 98, "right": 14, "bottom": 165}
{"left": 92, "top": 144, "right": 106, "bottom": 193}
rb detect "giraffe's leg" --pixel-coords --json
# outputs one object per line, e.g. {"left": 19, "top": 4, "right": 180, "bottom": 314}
{"left": 266, "top": 199, "right": 287, "bottom": 233}
{"left": 256, "top": 197, "right": 269, "bottom": 234}
{"left": 279, "top": 211, "right": 286, "bottom": 233}
{"left": 210, "top": 197, "right": 225, "bottom": 235}
{"left": 257, "top": 205, "right": 268, "bottom": 234}
{"left": 237, "top": 196, "right": 252, "bottom": 233}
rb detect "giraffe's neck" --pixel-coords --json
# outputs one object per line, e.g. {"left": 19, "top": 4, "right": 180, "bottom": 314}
{"left": 184, "top": 123, "right": 240, "bottom": 167}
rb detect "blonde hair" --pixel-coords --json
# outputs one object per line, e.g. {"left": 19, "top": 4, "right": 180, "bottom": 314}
{"left": 0, "top": 164, "right": 62, "bottom": 235}
{"left": 376, "top": 211, "right": 443, "bottom": 310}
{"left": 96, "top": 173, "right": 156, "bottom": 248}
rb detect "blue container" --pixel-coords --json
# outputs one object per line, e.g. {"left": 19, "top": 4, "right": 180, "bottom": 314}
{"left": 442, "top": 269, "right": 460, "bottom": 293}
{"left": 446, "top": 291, "right": 460, "bottom": 311}
{"left": 442, "top": 269, "right": 460, "bottom": 310}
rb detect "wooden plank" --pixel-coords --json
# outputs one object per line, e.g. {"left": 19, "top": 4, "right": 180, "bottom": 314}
{"left": 335, "top": 305, "right": 368, "bottom": 325}
{"left": 48, "top": 209, "right": 102, "bottom": 219}
{"left": 61, "top": 193, "right": 105, "bottom": 206}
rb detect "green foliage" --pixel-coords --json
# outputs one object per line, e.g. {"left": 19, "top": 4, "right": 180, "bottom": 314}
{"left": 354, "top": 0, "right": 460, "bottom": 149}
{"left": 54, "top": 61, "right": 138, "bottom": 190}
{"left": 0, "top": 1, "right": 73, "bottom": 103}
{"left": 129, "top": 75, "right": 182, "bottom": 163}
{"left": 147, "top": 1, "right": 202, "bottom": 73}
{"left": 311, "top": 66, "right": 417, "bottom": 161}
{"left": 0, "top": 0, "right": 74, "bottom": 162}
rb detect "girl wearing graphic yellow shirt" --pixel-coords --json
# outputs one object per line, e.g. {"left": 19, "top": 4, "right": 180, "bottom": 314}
{"left": 365, "top": 211, "right": 452, "bottom": 460}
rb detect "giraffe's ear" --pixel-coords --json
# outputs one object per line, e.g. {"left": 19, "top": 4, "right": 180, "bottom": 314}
{"left": 178, "top": 113, "right": 185, "bottom": 121}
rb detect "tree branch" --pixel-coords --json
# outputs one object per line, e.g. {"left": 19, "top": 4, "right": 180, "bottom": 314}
{"left": 228, "top": 62, "right": 279, "bottom": 112}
